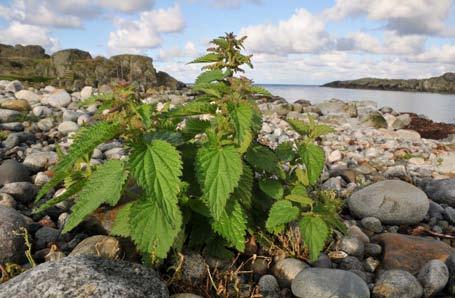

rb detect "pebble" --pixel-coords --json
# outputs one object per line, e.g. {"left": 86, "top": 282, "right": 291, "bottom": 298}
{"left": 339, "top": 236, "right": 364, "bottom": 258}
{"left": 423, "top": 179, "right": 455, "bottom": 207}
{"left": 23, "top": 151, "right": 58, "bottom": 172}
{"left": 258, "top": 275, "right": 281, "bottom": 298}
{"left": 0, "top": 181, "right": 38, "bottom": 204}
{"left": 272, "top": 258, "right": 308, "bottom": 288}
{"left": 45, "top": 89, "right": 71, "bottom": 108}
{"left": 372, "top": 270, "right": 423, "bottom": 298}
{"left": 417, "top": 259, "right": 449, "bottom": 297}
{"left": 0, "top": 108, "right": 21, "bottom": 123}
{"left": 291, "top": 268, "right": 370, "bottom": 298}
{"left": 69, "top": 235, "right": 121, "bottom": 260}
{"left": 0, "top": 206, "right": 26, "bottom": 264}
{"left": 361, "top": 217, "right": 383, "bottom": 233}
{"left": 0, "top": 159, "right": 31, "bottom": 186}
{"left": 58, "top": 121, "right": 79, "bottom": 134}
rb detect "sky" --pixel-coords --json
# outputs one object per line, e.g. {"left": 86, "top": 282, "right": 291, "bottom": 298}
{"left": 0, "top": 0, "right": 454, "bottom": 84}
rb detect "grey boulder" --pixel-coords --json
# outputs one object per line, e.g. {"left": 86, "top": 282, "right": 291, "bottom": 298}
{"left": 0, "top": 255, "right": 169, "bottom": 298}
{"left": 0, "top": 206, "right": 26, "bottom": 264}
{"left": 291, "top": 268, "right": 370, "bottom": 298}
{"left": 347, "top": 180, "right": 429, "bottom": 225}
{"left": 372, "top": 270, "right": 423, "bottom": 298}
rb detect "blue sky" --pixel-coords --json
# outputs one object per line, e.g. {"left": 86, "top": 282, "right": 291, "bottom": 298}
{"left": 0, "top": 0, "right": 454, "bottom": 84}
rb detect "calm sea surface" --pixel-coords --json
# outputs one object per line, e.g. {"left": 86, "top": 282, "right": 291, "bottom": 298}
{"left": 261, "top": 85, "right": 455, "bottom": 124}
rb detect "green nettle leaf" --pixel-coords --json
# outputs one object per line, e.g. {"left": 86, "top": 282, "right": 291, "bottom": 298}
{"left": 190, "top": 53, "right": 223, "bottom": 64}
{"left": 248, "top": 85, "right": 272, "bottom": 96}
{"left": 275, "top": 141, "right": 296, "bottom": 162}
{"left": 212, "top": 200, "right": 247, "bottom": 251}
{"left": 266, "top": 200, "right": 300, "bottom": 234}
{"left": 143, "top": 131, "right": 184, "bottom": 146}
{"left": 195, "top": 69, "right": 225, "bottom": 85}
{"left": 63, "top": 160, "right": 128, "bottom": 233}
{"left": 228, "top": 102, "right": 253, "bottom": 146}
{"left": 232, "top": 163, "right": 253, "bottom": 209}
{"left": 111, "top": 203, "right": 133, "bottom": 237}
{"left": 129, "top": 140, "right": 183, "bottom": 224}
{"left": 135, "top": 104, "right": 154, "bottom": 129}
{"left": 245, "top": 145, "right": 280, "bottom": 175}
{"left": 259, "top": 179, "right": 284, "bottom": 200}
{"left": 285, "top": 194, "right": 313, "bottom": 207}
{"left": 299, "top": 215, "right": 329, "bottom": 261}
{"left": 311, "top": 124, "right": 335, "bottom": 138}
{"left": 196, "top": 145, "right": 243, "bottom": 220}
{"left": 129, "top": 199, "right": 182, "bottom": 259}
{"left": 299, "top": 143, "right": 325, "bottom": 185}
{"left": 36, "top": 121, "right": 120, "bottom": 201}
{"left": 182, "top": 119, "right": 211, "bottom": 138}
{"left": 169, "top": 101, "right": 216, "bottom": 117}
{"left": 287, "top": 119, "right": 311, "bottom": 136}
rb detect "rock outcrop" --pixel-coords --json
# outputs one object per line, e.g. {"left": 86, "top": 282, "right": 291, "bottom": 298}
{"left": 323, "top": 73, "right": 455, "bottom": 94}
{"left": 0, "top": 43, "right": 184, "bottom": 91}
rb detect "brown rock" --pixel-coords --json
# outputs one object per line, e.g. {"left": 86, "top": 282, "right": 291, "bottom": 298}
{"left": 372, "top": 233, "right": 455, "bottom": 274}
{"left": 1, "top": 99, "right": 30, "bottom": 112}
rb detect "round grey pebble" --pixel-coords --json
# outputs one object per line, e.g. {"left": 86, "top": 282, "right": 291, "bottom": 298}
{"left": 417, "top": 259, "right": 449, "bottom": 297}
{"left": 373, "top": 269, "right": 423, "bottom": 298}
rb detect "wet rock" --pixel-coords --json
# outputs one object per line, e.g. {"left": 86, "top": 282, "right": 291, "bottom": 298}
{"left": 0, "top": 159, "right": 30, "bottom": 186}
{"left": 0, "top": 255, "right": 168, "bottom": 297}
{"left": 422, "top": 179, "right": 455, "bottom": 207}
{"left": 0, "top": 206, "right": 26, "bottom": 264}
{"left": 372, "top": 270, "right": 423, "bottom": 298}
{"left": 347, "top": 180, "right": 429, "bottom": 225}
{"left": 272, "top": 258, "right": 308, "bottom": 288}
{"left": 417, "top": 259, "right": 449, "bottom": 297}
{"left": 372, "top": 233, "right": 455, "bottom": 274}
{"left": 291, "top": 268, "right": 370, "bottom": 298}
{"left": 69, "top": 235, "right": 121, "bottom": 260}
{"left": 23, "top": 151, "right": 58, "bottom": 172}
{"left": 0, "top": 182, "right": 38, "bottom": 204}
{"left": 258, "top": 274, "right": 281, "bottom": 298}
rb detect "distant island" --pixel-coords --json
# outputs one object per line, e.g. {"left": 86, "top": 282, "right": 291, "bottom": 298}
{"left": 322, "top": 72, "right": 455, "bottom": 94}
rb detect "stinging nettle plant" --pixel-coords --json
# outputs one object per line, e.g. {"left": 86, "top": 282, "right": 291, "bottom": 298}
{"left": 34, "top": 33, "right": 344, "bottom": 263}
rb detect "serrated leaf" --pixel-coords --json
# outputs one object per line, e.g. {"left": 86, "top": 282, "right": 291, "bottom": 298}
{"left": 63, "top": 160, "right": 128, "bottom": 233}
{"left": 190, "top": 53, "right": 223, "bottom": 64}
{"left": 129, "top": 140, "right": 182, "bottom": 224}
{"left": 248, "top": 85, "right": 271, "bottom": 96}
{"left": 299, "top": 215, "right": 329, "bottom": 261}
{"left": 195, "top": 69, "right": 225, "bottom": 85}
{"left": 169, "top": 101, "right": 216, "bottom": 117}
{"left": 129, "top": 199, "right": 182, "bottom": 259}
{"left": 245, "top": 145, "right": 280, "bottom": 175}
{"left": 110, "top": 203, "right": 133, "bottom": 237}
{"left": 311, "top": 124, "right": 334, "bottom": 138}
{"left": 288, "top": 119, "right": 311, "bottom": 136}
{"left": 275, "top": 141, "right": 296, "bottom": 162}
{"left": 212, "top": 200, "right": 247, "bottom": 251}
{"left": 36, "top": 121, "right": 120, "bottom": 201}
{"left": 285, "top": 194, "right": 313, "bottom": 207}
{"left": 232, "top": 164, "right": 253, "bottom": 209}
{"left": 182, "top": 118, "right": 211, "bottom": 138}
{"left": 196, "top": 145, "right": 243, "bottom": 220}
{"left": 299, "top": 143, "right": 325, "bottom": 185}
{"left": 143, "top": 131, "right": 184, "bottom": 146}
{"left": 259, "top": 179, "right": 284, "bottom": 200}
{"left": 228, "top": 102, "right": 253, "bottom": 147}
{"left": 266, "top": 200, "right": 300, "bottom": 234}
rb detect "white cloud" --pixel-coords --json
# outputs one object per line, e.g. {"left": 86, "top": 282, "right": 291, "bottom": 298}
{"left": 210, "top": 0, "right": 261, "bottom": 9}
{"left": 325, "top": 0, "right": 454, "bottom": 36}
{"left": 158, "top": 42, "right": 198, "bottom": 61}
{"left": 0, "top": 21, "right": 59, "bottom": 51}
{"left": 108, "top": 4, "right": 185, "bottom": 54}
{"left": 239, "top": 8, "right": 331, "bottom": 55}
{"left": 98, "top": 0, "right": 154, "bottom": 12}
{"left": 410, "top": 44, "right": 455, "bottom": 64}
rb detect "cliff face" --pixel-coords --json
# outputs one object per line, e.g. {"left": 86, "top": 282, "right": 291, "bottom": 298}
{"left": 0, "top": 44, "right": 184, "bottom": 91}
{"left": 322, "top": 73, "right": 455, "bottom": 94}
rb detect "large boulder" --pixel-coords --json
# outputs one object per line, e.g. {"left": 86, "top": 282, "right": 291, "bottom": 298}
{"left": 0, "top": 255, "right": 169, "bottom": 297}
{"left": 347, "top": 180, "right": 429, "bottom": 225}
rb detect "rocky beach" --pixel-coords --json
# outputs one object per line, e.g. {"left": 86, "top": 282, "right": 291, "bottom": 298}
{"left": 0, "top": 77, "right": 455, "bottom": 297}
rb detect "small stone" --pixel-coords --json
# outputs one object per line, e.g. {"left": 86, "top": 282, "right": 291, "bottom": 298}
{"left": 0, "top": 193, "right": 16, "bottom": 208}
{"left": 444, "top": 206, "right": 455, "bottom": 225}
{"left": 364, "top": 257, "right": 380, "bottom": 273}
{"left": 58, "top": 121, "right": 79, "bottom": 134}
{"left": 291, "top": 268, "right": 370, "bottom": 298}
{"left": 23, "top": 151, "right": 58, "bottom": 172}
{"left": 80, "top": 86, "right": 93, "bottom": 100}
{"left": 0, "top": 182, "right": 38, "bottom": 204}
{"left": 422, "top": 179, "right": 455, "bottom": 207}
{"left": 339, "top": 236, "right": 364, "bottom": 258}
{"left": 312, "top": 253, "right": 333, "bottom": 268}
{"left": 321, "top": 176, "right": 343, "bottom": 191}
{"left": 34, "top": 172, "right": 51, "bottom": 186}
{"left": 347, "top": 225, "right": 370, "bottom": 244}
{"left": 37, "top": 118, "right": 54, "bottom": 131}
{"left": 0, "top": 159, "right": 31, "bottom": 186}
{"left": 328, "top": 150, "right": 342, "bottom": 163}
{"left": 45, "top": 89, "right": 71, "bottom": 108}
{"left": 0, "top": 122, "right": 23, "bottom": 131}
{"left": 339, "top": 256, "right": 363, "bottom": 271}
{"left": 70, "top": 235, "right": 121, "bottom": 260}
{"left": 252, "top": 258, "right": 270, "bottom": 275}
{"left": 35, "top": 226, "right": 60, "bottom": 249}
{"left": 0, "top": 108, "right": 21, "bottom": 123}
{"left": 32, "top": 106, "right": 52, "bottom": 117}
{"left": 1, "top": 99, "right": 31, "bottom": 112}
{"left": 15, "top": 90, "right": 40, "bottom": 104}
{"left": 5, "top": 80, "right": 23, "bottom": 93}
{"left": 417, "top": 259, "right": 449, "bottom": 297}
{"left": 258, "top": 275, "right": 281, "bottom": 298}
{"left": 361, "top": 217, "right": 383, "bottom": 233}
{"left": 182, "top": 252, "right": 207, "bottom": 282}
{"left": 373, "top": 270, "right": 423, "bottom": 298}
{"left": 364, "top": 243, "right": 382, "bottom": 257}
{"left": 272, "top": 258, "right": 308, "bottom": 288}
